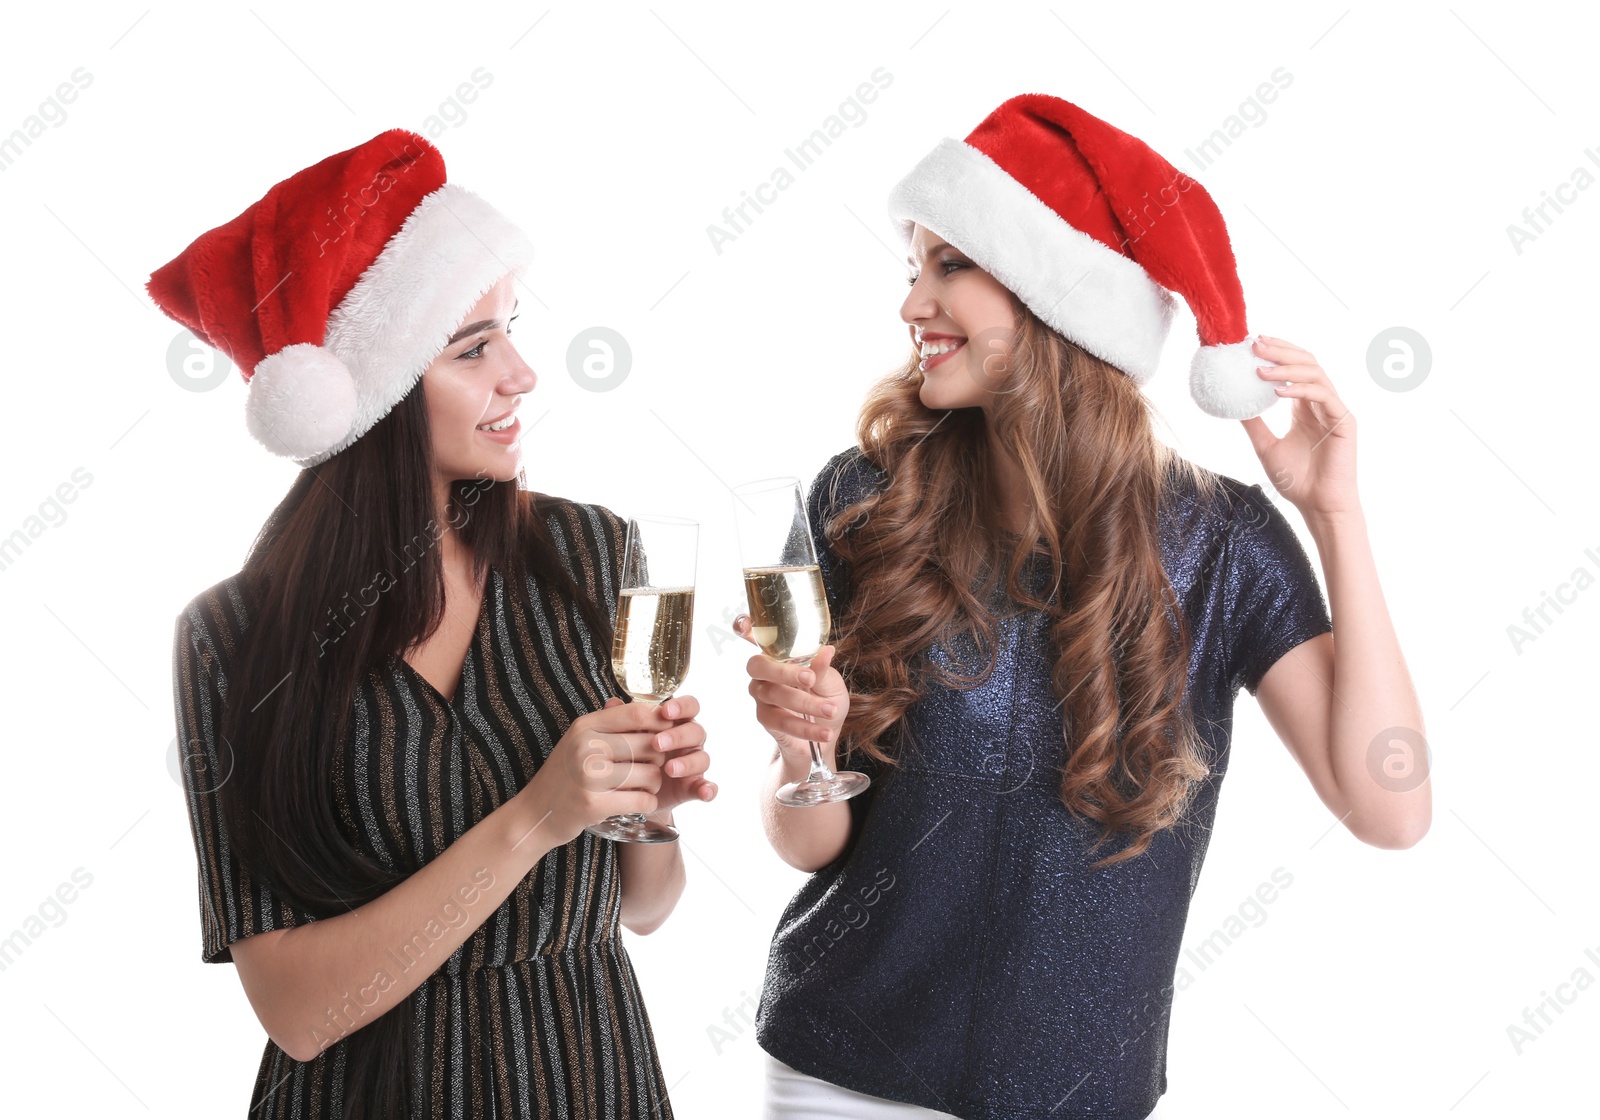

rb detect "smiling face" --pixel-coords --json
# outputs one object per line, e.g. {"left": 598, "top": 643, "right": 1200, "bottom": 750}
{"left": 421, "top": 274, "right": 535, "bottom": 505}
{"left": 900, "top": 223, "right": 1019, "bottom": 412}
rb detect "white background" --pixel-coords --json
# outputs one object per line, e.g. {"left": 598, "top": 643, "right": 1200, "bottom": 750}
{"left": 0, "top": 1, "right": 1593, "bottom": 1116}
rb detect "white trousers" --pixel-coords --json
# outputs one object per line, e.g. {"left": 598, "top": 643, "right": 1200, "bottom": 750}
{"left": 760, "top": 1053, "right": 1169, "bottom": 1119}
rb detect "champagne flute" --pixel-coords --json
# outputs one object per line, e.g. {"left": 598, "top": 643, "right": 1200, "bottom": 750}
{"left": 585, "top": 515, "right": 697, "bottom": 844}
{"left": 732, "top": 477, "right": 870, "bottom": 806}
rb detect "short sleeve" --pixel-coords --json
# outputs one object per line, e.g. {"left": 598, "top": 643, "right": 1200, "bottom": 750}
{"left": 1222, "top": 484, "right": 1334, "bottom": 697}
{"left": 172, "top": 599, "right": 320, "bottom": 963}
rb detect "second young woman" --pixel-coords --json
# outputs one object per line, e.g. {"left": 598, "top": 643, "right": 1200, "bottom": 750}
{"left": 737, "top": 94, "right": 1426, "bottom": 1120}
{"left": 160, "top": 129, "right": 715, "bottom": 1119}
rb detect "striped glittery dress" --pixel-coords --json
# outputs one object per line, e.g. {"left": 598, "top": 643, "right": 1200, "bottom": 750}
{"left": 172, "top": 496, "right": 674, "bottom": 1119}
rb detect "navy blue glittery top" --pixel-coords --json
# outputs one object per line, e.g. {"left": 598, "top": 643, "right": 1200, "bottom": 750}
{"left": 754, "top": 446, "right": 1334, "bottom": 1120}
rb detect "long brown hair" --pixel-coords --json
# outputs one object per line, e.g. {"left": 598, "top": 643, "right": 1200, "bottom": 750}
{"left": 212, "top": 377, "right": 611, "bottom": 1118}
{"left": 828, "top": 293, "right": 1229, "bottom": 869}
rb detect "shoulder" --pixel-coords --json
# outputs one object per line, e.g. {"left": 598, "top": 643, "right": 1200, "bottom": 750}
{"left": 1156, "top": 460, "right": 1318, "bottom": 609}
{"left": 172, "top": 572, "right": 253, "bottom": 696}
{"left": 174, "top": 572, "right": 251, "bottom": 656}
{"left": 807, "top": 446, "right": 888, "bottom": 525}
{"left": 1188, "top": 471, "right": 1321, "bottom": 603}
{"left": 523, "top": 491, "right": 626, "bottom": 548}
{"left": 1159, "top": 457, "right": 1286, "bottom": 549}
{"left": 1211, "top": 476, "right": 1305, "bottom": 563}
{"left": 520, "top": 491, "right": 628, "bottom": 592}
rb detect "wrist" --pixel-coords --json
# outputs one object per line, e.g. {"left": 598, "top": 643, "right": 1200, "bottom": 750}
{"left": 501, "top": 787, "right": 559, "bottom": 868}
{"left": 1305, "top": 505, "right": 1366, "bottom": 540}
{"left": 776, "top": 739, "right": 833, "bottom": 782}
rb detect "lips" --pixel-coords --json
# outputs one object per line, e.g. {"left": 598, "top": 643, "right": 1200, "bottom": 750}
{"left": 476, "top": 414, "right": 522, "bottom": 444}
{"left": 918, "top": 334, "right": 966, "bottom": 371}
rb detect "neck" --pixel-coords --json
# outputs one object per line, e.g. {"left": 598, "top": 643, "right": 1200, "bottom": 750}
{"left": 988, "top": 440, "right": 1034, "bottom": 537}
{"left": 432, "top": 478, "right": 469, "bottom": 570}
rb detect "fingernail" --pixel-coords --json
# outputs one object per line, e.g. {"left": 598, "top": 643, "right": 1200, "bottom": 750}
{"left": 799, "top": 671, "right": 815, "bottom": 686}
{"left": 657, "top": 732, "right": 671, "bottom": 749}
{"left": 821, "top": 703, "right": 836, "bottom": 718}
{"left": 663, "top": 701, "right": 678, "bottom": 719}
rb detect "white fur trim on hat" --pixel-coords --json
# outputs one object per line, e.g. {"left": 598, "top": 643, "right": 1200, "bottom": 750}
{"left": 275, "top": 182, "right": 536, "bottom": 468}
{"left": 246, "top": 343, "right": 359, "bottom": 461}
{"left": 1189, "top": 336, "right": 1283, "bottom": 420}
{"left": 888, "top": 137, "right": 1177, "bottom": 383}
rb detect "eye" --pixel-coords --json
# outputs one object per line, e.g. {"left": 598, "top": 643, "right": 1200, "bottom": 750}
{"left": 907, "top": 259, "right": 966, "bottom": 286}
{"left": 459, "top": 314, "right": 518, "bottom": 360}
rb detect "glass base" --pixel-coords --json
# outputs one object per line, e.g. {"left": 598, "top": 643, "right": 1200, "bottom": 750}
{"left": 776, "top": 769, "right": 871, "bottom": 807}
{"left": 584, "top": 812, "right": 679, "bottom": 843}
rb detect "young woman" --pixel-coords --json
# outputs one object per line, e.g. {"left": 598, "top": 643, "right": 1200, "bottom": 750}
{"left": 158, "top": 129, "right": 715, "bottom": 1118}
{"left": 736, "top": 94, "right": 1427, "bottom": 1119}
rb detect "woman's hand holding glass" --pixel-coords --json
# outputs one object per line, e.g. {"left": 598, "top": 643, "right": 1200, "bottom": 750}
{"left": 596, "top": 694, "right": 717, "bottom": 811}
{"left": 731, "top": 477, "right": 869, "bottom": 806}
{"left": 732, "top": 624, "right": 850, "bottom": 769}
{"left": 585, "top": 514, "right": 700, "bottom": 843}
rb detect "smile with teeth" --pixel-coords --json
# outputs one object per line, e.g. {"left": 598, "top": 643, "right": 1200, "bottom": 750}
{"left": 918, "top": 337, "right": 966, "bottom": 371}
{"left": 477, "top": 414, "right": 517, "bottom": 432}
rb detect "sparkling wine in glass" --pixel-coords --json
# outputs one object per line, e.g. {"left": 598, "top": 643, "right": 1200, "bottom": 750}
{"left": 585, "top": 515, "right": 696, "bottom": 844}
{"left": 732, "top": 477, "right": 870, "bottom": 806}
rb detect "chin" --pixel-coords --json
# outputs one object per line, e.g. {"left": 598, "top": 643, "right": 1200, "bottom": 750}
{"left": 482, "top": 459, "right": 522, "bottom": 484}
{"left": 457, "top": 452, "right": 522, "bottom": 485}
{"left": 918, "top": 382, "right": 981, "bottom": 412}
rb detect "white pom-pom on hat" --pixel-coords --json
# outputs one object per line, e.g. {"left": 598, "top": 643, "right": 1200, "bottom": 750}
{"left": 245, "top": 343, "right": 359, "bottom": 461}
{"left": 1188, "top": 336, "right": 1283, "bottom": 421}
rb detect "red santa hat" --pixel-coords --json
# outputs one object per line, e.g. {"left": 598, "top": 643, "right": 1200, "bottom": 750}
{"left": 887, "top": 93, "right": 1279, "bottom": 420}
{"left": 146, "top": 128, "right": 534, "bottom": 466}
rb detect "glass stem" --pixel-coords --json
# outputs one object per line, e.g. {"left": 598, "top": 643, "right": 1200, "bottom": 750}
{"left": 796, "top": 665, "right": 836, "bottom": 785}
{"left": 804, "top": 737, "right": 835, "bottom": 784}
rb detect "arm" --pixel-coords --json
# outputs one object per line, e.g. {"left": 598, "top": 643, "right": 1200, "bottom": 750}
{"left": 231, "top": 791, "right": 560, "bottom": 1062}
{"left": 617, "top": 806, "right": 685, "bottom": 935}
{"left": 1240, "top": 335, "right": 1428, "bottom": 849}
{"left": 222, "top": 695, "right": 680, "bottom": 1061}
{"left": 760, "top": 739, "right": 852, "bottom": 872}
{"left": 1255, "top": 509, "right": 1429, "bottom": 849}
{"left": 175, "top": 587, "right": 675, "bottom": 1063}
{"left": 744, "top": 641, "right": 852, "bottom": 873}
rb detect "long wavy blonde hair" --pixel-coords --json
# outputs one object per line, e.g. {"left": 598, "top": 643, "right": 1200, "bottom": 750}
{"left": 827, "top": 292, "right": 1230, "bottom": 868}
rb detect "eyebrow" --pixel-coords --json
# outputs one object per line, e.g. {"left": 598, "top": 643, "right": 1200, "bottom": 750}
{"left": 447, "top": 300, "right": 520, "bottom": 345}
{"left": 905, "top": 242, "right": 953, "bottom": 266}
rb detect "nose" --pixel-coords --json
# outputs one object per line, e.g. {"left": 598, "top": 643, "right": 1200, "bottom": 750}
{"left": 503, "top": 344, "right": 537, "bottom": 394}
{"left": 900, "top": 269, "right": 945, "bottom": 326}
